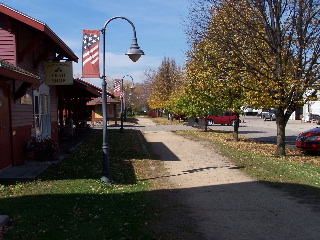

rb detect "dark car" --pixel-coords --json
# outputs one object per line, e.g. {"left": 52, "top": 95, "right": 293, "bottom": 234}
{"left": 312, "top": 114, "right": 320, "bottom": 125}
{"left": 296, "top": 127, "right": 320, "bottom": 152}
{"left": 173, "top": 113, "right": 186, "bottom": 121}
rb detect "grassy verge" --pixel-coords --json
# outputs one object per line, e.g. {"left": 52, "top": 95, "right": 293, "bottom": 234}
{"left": 0, "top": 129, "right": 162, "bottom": 240}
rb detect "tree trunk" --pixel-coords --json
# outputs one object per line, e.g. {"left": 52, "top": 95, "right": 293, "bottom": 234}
{"left": 233, "top": 113, "right": 240, "bottom": 142}
{"left": 275, "top": 108, "right": 286, "bottom": 156}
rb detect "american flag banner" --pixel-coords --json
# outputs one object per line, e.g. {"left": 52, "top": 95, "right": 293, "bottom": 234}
{"left": 114, "top": 79, "right": 122, "bottom": 97}
{"left": 82, "top": 29, "right": 100, "bottom": 78}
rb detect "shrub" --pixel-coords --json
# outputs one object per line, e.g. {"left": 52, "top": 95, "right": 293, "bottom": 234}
{"left": 26, "top": 137, "right": 59, "bottom": 161}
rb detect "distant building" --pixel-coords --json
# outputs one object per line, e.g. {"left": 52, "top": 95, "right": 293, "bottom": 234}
{"left": 87, "top": 97, "right": 120, "bottom": 126}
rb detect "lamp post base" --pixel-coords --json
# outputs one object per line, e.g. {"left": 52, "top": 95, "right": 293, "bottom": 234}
{"left": 101, "top": 175, "right": 112, "bottom": 183}
{"left": 120, "top": 112, "right": 124, "bottom": 133}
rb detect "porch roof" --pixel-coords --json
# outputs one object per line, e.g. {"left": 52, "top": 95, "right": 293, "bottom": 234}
{"left": 87, "top": 97, "right": 120, "bottom": 105}
{"left": 0, "top": 58, "right": 41, "bottom": 84}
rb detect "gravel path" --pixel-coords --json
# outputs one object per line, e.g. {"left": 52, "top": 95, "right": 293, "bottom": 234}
{"left": 135, "top": 117, "right": 320, "bottom": 240}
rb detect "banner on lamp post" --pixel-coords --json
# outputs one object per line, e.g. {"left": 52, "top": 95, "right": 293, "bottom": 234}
{"left": 82, "top": 29, "right": 100, "bottom": 78}
{"left": 45, "top": 61, "right": 73, "bottom": 85}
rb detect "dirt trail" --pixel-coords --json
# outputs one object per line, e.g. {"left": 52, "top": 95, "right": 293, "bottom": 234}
{"left": 137, "top": 117, "right": 320, "bottom": 240}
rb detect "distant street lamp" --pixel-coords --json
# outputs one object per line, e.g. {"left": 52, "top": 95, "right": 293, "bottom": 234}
{"left": 120, "top": 75, "right": 135, "bottom": 133}
{"left": 125, "top": 82, "right": 136, "bottom": 121}
{"left": 101, "top": 17, "right": 144, "bottom": 183}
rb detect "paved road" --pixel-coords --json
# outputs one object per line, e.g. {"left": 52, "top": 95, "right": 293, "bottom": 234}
{"left": 120, "top": 115, "right": 318, "bottom": 148}
{"left": 207, "top": 116, "right": 318, "bottom": 148}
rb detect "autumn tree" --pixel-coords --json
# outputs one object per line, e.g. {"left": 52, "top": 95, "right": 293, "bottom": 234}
{"left": 186, "top": 0, "right": 320, "bottom": 155}
{"left": 182, "top": 1, "right": 258, "bottom": 140}
{"left": 128, "top": 82, "right": 150, "bottom": 114}
{"left": 148, "top": 57, "right": 185, "bottom": 114}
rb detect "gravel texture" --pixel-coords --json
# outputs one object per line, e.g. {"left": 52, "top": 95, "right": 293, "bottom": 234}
{"left": 135, "top": 116, "right": 320, "bottom": 240}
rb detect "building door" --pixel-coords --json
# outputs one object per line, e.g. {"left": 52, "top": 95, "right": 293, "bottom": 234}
{"left": 0, "top": 82, "right": 12, "bottom": 170}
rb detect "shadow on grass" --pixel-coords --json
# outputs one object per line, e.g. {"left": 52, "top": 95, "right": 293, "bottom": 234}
{"left": 260, "top": 181, "right": 320, "bottom": 207}
{"left": 40, "top": 129, "right": 148, "bottom": 184}
{"left": 1, "top": 181, "right": 320, "bottom": 240}
{"left": 0, "top": 191, "right": 156, "bottom": 240}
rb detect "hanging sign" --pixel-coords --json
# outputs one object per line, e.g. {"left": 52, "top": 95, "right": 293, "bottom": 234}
{"left": 45, "top": 61, "right": 73, "bottom": 85}
{"left": 21, "top": 94, "right": 32, "bottom": 105}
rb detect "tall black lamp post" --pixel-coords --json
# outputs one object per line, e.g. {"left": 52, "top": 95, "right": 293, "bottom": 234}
{"left": 120, "top": 75, "right": 135, "bottom": 132}
{"left": 101, "top": 17, "right": 144, "bottom": 183}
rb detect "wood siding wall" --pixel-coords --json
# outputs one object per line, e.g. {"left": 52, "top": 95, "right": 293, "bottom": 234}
{"left": 0, "top": 10, "right": 70, "bottom": 166}
{"left": 0, "top": 13, "right": 16, "bottom": 64}
{"left": 10, "top": 80, "right": 35, "bottom": 127}
{"left": 15, "top": 22, "right": 47, "bottom": 78}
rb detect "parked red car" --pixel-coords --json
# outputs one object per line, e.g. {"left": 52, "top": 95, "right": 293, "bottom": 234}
{"left": 296, "top": 127, "right": 320, "bottom": 152}
{"left": 203, "top": 111, "right": 240, "bottom": 126}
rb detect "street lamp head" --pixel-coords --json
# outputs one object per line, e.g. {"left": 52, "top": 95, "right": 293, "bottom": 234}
{"left": 130, "top": 82, "right": 136, "bottom": 90}
{"left": 125, "top": 38, "right": 144, "bottom": 62}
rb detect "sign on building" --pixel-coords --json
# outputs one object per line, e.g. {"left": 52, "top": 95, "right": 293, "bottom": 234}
{"left": 45, "top": 61, "right": 73, "bottom": 85}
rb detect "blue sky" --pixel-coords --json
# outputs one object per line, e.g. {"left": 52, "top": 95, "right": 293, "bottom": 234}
{"left": 1, "top": 0, "right": 190, "bottom": 86}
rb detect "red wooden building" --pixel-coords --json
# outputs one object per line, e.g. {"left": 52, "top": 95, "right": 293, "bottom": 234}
{"left": 0, "top": 3, "right": 88, "bottom": 170}
{"left": 87, "top": 97, "right": 120, "bottom": 126}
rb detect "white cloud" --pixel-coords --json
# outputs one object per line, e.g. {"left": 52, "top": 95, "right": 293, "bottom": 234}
{"left": 2, "top": 0, "right": 188, "bottom": 86}
{"left": 73, "top": 51, "right": 161, "bottom": 86}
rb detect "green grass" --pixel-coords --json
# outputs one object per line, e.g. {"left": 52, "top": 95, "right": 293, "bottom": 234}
{"left": 0, "top": 129, "right": 160, "bottom": 240}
